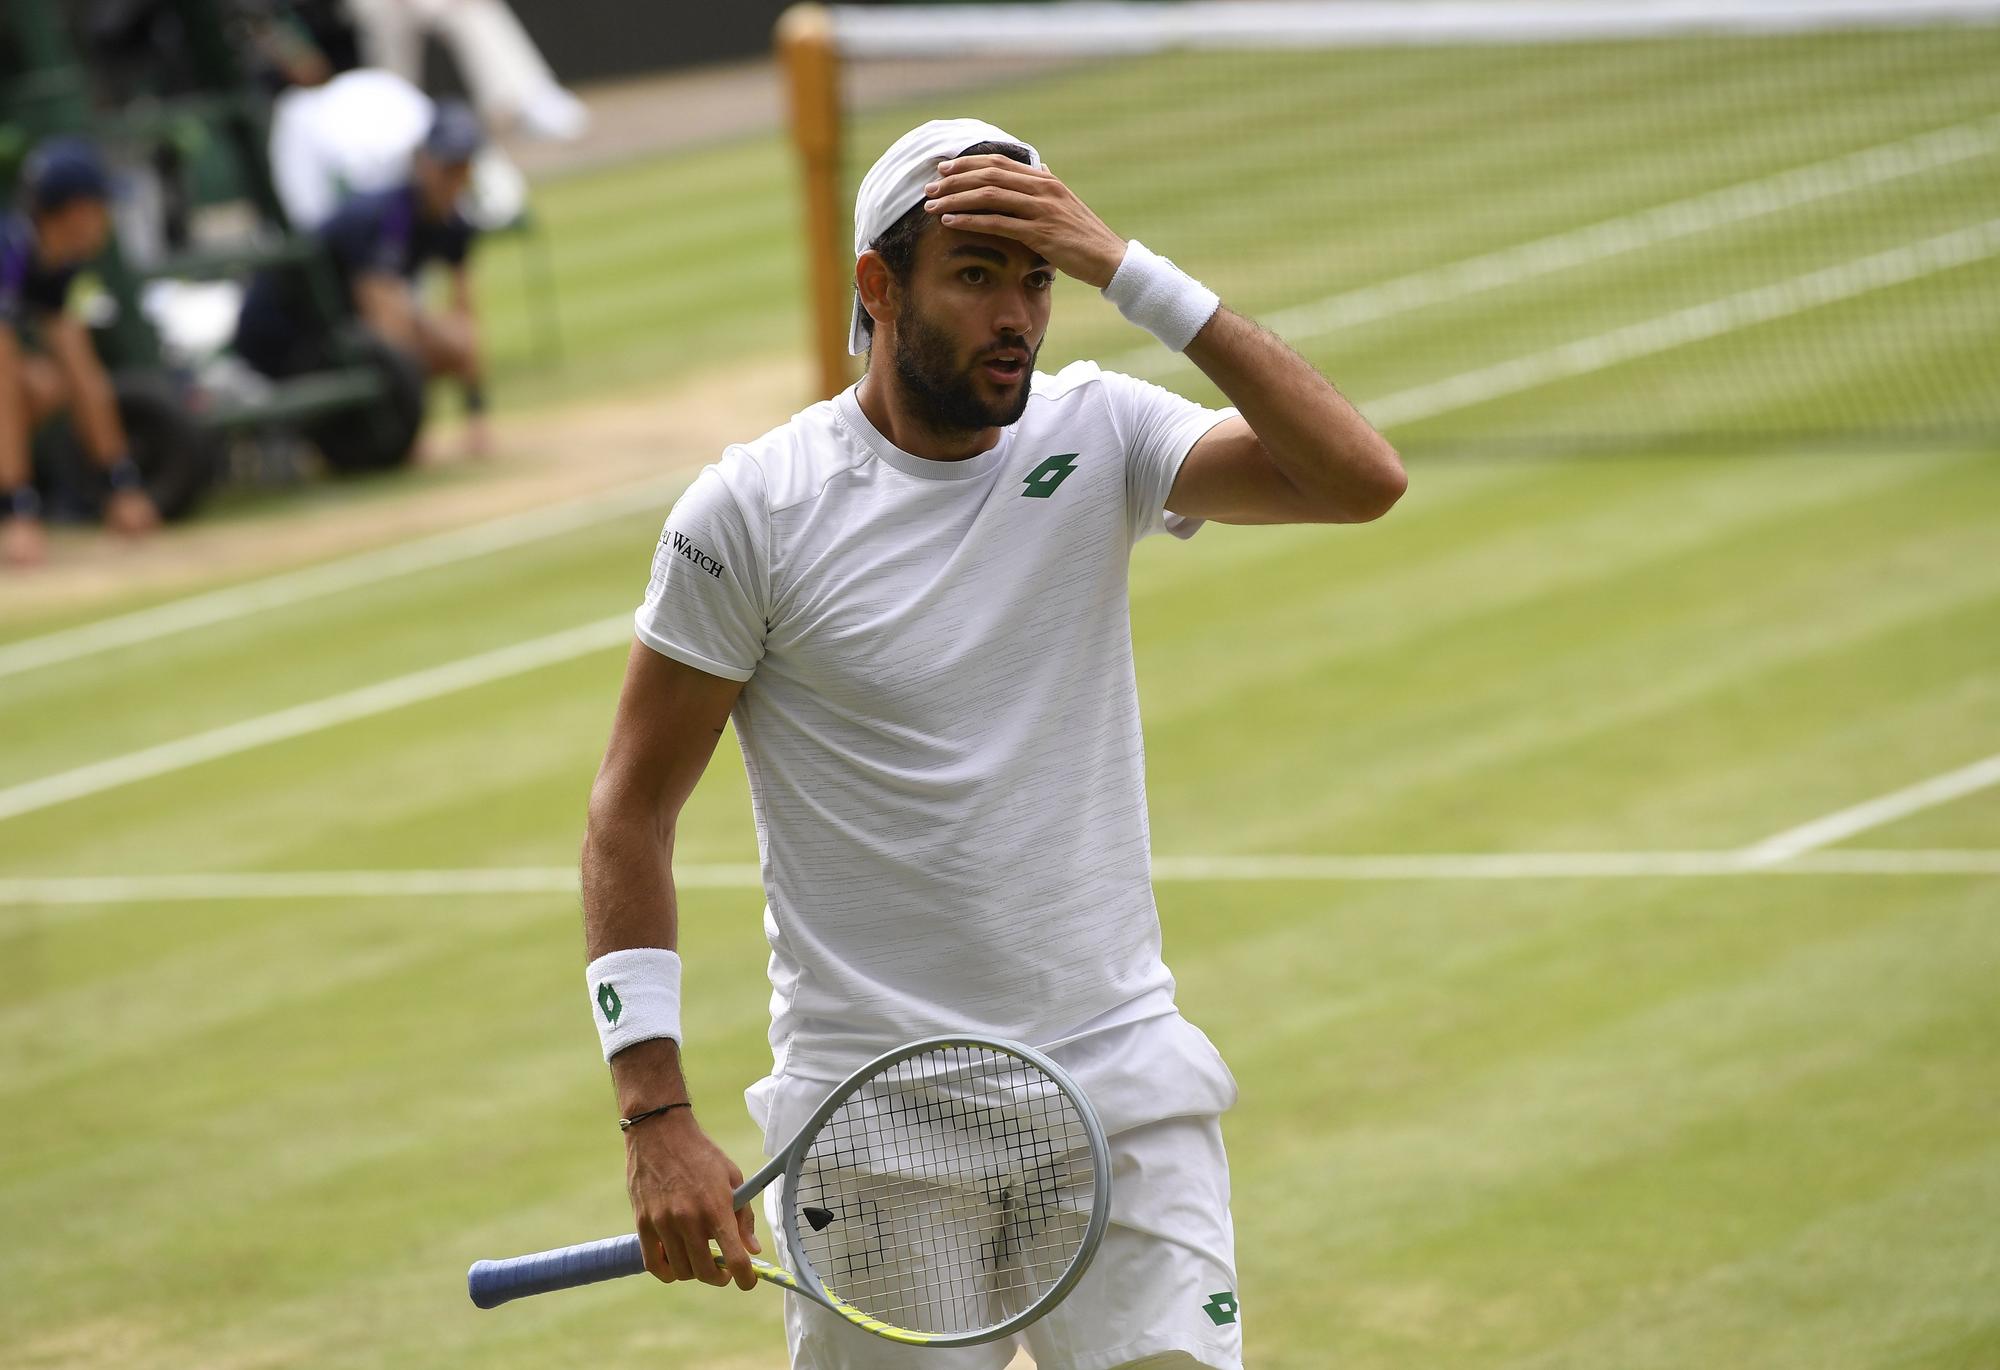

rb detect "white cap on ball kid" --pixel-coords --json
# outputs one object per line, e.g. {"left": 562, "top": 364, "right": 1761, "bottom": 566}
{"left": 849, "top": 118, "right": 1043, "bottom": 356}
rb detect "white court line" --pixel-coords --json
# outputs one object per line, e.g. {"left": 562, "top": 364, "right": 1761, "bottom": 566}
{"left": 1740, "top": 751, "right": 2000, "bottom": 866}
{"left": 3, "top": 222, "right": 1995, "bottom": 824}
{"left": 0, "top": 477, "right": 682, "bottom": 684}
{"left": 1116, "top": 113, "right": 2000, "bottom": 379}
{"left": 0, "top": 615, "right": 632, "bottom": 824}
{"left": 0, "top": 865, "right": 749, "bottom": 904}
{"left": 1358, "top": 218, "right": 2000, "bottom": 428}
{"left": 1, "top": 849, "right": 1995, "bottom": 904}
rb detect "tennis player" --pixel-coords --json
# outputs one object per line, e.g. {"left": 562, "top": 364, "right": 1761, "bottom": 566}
{"left": 582, "top": 118, "right": 1405, "bottom": 1370}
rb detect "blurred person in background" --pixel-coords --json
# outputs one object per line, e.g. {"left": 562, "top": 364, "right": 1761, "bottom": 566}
{"left": 268, "top": 66, "right": 444, "bottom": 230}
{"left": 267, "top": 66, "right": 528, "bottom": 233}
{"left": 2, "top": 139, "right": 162, "bottom": 568}
{"left": 344, "top": 0, "right": 590, "bottom": 141}
{"left": 234, "top": 101, "right": 493, "bottom": 459}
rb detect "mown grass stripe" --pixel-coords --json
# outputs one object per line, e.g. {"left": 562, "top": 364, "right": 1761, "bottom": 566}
{"left": 0, "top": 481, "right": 680, "bottom": 681}
{"left": 1743, "top": 751, "right": 2000, "bottom": 864}
{"left": 2, "top": 848, "right": 1995, "bottom": 907}
{"left": 0, "top": 618, "right": 630, "bottom": 823}
{"left": 1117, "top": 114, "right": 2000, "bottom": 379}
{"left": 1361, "top": 219, "right": 2000, "bottom": 429}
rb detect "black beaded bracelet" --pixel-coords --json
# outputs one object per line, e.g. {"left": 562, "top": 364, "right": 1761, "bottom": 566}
{"left": 618, "top": 1100, "right": 691, "bottom": 1132}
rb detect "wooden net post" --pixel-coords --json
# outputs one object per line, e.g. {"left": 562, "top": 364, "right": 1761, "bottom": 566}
{"left": 777, "top": 4, "right": 853, "bottom": 401}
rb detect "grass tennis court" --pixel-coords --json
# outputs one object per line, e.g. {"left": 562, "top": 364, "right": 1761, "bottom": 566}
{"left": 5, "top": 445, "right": 1996, "bottom": 1369}
{"left": 6, "top": 26, "right": 2000, "bottom": 1370}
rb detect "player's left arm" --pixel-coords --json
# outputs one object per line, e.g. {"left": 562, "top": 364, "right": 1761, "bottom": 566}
{"left": 924, "top": 153, "right": 1405, "bottom": 525}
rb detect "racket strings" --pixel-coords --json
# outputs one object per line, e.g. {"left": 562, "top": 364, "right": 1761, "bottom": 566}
{"left": 793, "top": 1045, "right": 1097, "bottom": 1336}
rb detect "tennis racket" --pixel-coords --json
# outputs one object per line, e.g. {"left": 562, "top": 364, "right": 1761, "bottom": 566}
{"left": 467, "top": 1035, "right": 1112, "bottom": 1347}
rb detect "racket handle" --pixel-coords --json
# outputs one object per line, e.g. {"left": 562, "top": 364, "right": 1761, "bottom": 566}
{"left": 468, "top": 1233, "right": 646, "bottom": 1308}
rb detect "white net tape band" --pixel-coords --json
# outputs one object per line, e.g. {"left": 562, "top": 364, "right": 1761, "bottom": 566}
{"left": 828, "top": 0, "right": 2000, "bottom": 60}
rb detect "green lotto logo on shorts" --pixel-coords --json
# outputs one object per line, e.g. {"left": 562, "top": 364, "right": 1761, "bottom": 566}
{"left": 1201, "top": 1291, "right": 1239, "bottom": 1326}
{"left": 1022, "top": 453, "right": 1079, "bottom": 499}
{"left": 596, "top": 981, "right": 622, "bottom": 1025}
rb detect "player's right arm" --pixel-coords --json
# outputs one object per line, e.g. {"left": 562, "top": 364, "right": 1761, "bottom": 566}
{"left": 351, "top": 271, "right": 420, "bottom": 352}
{"left": 582, "top": 641, "right": 761, "bottom": 1292}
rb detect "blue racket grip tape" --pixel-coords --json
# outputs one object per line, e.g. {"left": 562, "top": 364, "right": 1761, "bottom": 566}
{"left": 468, "top": 1233, "right": 647, "bottom": 1308}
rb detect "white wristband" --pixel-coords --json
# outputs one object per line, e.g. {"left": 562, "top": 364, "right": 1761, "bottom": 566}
{"left": 587, "top": 947, "right": 682, "bottom": 1062}
{"left": 1102, "top": 240, "right": 1221, "bottom": 352}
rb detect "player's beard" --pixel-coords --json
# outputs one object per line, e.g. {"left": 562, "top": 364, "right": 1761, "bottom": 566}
{"left": 891, "top": 296, "right": 1038, "bottom": 435}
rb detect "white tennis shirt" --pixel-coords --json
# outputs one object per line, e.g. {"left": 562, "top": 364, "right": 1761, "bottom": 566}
{"left": 634, "top": 361, "right": 1236, "bottom": 1091}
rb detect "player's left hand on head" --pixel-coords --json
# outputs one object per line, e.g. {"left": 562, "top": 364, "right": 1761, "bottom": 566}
{"left": 922, "top": 154, "right": 1130, "bottom": 289}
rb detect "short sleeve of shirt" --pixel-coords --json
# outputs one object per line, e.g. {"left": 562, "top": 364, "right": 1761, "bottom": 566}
{"left": 322, "top": 193, "right": 410, "bottom": 277}
{"left": 633, "top": 458, "right": 769, "bottom": 682}
{"left": 1, "top": 222, "right": 77, "bottom": 326}
{"left": 1097, "top": 368, "right": 1239, "bottom": 544}
{"left": 322, "top": 198, "right": 388, "bottom": 274}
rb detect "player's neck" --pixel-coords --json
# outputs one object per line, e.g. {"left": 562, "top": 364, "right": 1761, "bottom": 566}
{"left": 855, "top": 368, "right": 1001, "bottom": 464}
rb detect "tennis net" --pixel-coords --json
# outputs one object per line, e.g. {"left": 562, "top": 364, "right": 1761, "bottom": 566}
{"left": 781, "top": 0, "right": 2000, "bottom": 452}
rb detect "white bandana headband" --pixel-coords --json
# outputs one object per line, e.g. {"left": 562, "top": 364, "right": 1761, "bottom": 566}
{"left": 848, "top": 117, "right": 1044, "bottom": 355}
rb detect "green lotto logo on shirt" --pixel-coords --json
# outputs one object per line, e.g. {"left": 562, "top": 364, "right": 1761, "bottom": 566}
{"left": 1201, "top": 1291, "right": 1239, "bottom": 1326}
{"left": 1022, "top": 453, "right": 1080, "bottom": 499}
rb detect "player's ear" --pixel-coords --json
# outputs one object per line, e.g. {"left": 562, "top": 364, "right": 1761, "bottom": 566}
{"left": 855, "top": 250, "right": 899, "bottom": 337}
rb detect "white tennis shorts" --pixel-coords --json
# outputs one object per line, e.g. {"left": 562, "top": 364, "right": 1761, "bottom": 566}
{"left": 765, "top": 1109, "right": 1243, "bottom": 1370}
